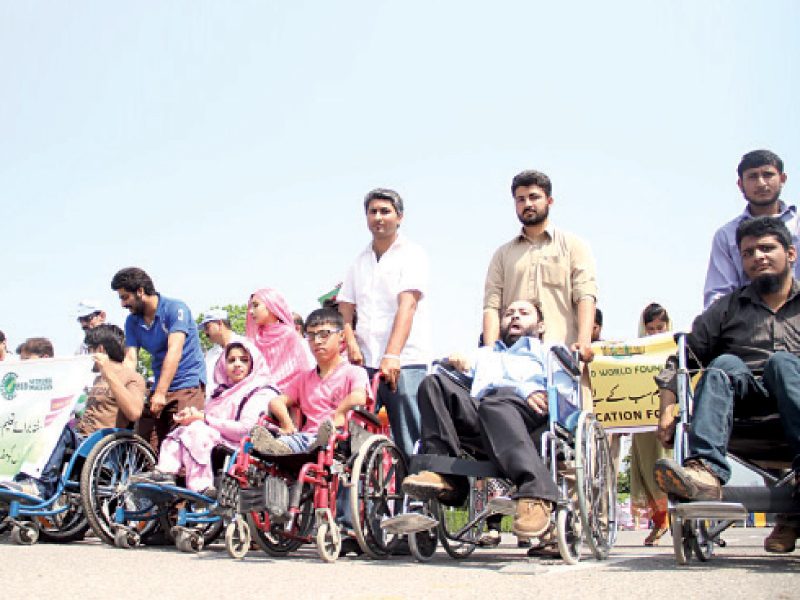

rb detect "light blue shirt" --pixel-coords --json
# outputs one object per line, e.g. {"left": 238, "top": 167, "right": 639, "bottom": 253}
{"left": 470, "top": 337, "right": 568, "bottom": 401}
{"left": 703, "top": 201, "right": 800, "bottom": 309}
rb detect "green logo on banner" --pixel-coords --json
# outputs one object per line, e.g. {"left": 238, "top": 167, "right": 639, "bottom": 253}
{"left": 1, "top": 372, "right": 18, "bottom": 400}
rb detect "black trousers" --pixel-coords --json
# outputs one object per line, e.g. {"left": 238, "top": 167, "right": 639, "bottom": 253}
{"left": 417, "top": 373, "right": 558, "bottom": 502}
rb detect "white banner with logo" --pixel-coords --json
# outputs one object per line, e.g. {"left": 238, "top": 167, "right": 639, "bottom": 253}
{"left": 0, "top": 356, "right": 93, "bottom": 480}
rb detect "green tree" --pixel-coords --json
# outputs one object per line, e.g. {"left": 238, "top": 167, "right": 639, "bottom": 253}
{"left": 617, "top": 451, "right": 631, "bottom": 495}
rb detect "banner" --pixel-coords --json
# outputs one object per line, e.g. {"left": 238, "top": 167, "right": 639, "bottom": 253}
{"left": 589, "top": 332, "right": 676, "bottom": 433}
{"left": 0, "top": 356, "right": 93, "bottom": 480}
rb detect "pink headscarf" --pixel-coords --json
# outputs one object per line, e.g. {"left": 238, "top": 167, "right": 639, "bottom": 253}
{"left": 205, "top": 339, "right": 275, "bottom": 422}
{"left": 245, "top": 288, "right": 311, "bottom": 390}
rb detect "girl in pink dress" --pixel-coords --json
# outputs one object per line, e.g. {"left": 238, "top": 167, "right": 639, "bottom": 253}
{"left": 135, "top": 340, "right": 277, "bottom": 495}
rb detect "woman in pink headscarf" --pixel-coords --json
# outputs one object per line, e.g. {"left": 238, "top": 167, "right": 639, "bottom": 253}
{"left": 133, "top": 340, "right": 278, "bottom": 495}
{"left": 246, "top": 288, "right": 311, "bottom": 390}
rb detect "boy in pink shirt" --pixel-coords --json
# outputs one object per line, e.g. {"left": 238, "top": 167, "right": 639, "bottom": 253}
{"left": 251, "top": 308, "right": 369, "bottom": 454}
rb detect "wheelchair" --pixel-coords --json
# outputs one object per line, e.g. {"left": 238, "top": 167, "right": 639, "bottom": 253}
{"left": 382, "top": 346, "right": 618, "bottom": 565}
{"left": 662, "top": 334, "right": 800, "bottom": 565}
{"left": 0, "top": 428, "right": 156, "bottom": 546}
{"left": 218, "top": 377, "right": 407, "bottom": 563}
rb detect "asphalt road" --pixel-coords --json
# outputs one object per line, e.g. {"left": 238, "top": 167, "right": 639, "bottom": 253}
{"left": 1, "top": 528, "right": 798, "bottom": 600}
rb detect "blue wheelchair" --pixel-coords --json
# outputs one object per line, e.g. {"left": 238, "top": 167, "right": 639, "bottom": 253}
{"left": 383, "top": 346, "right": 618, "bottom": 564}
{"left": 0, "top": 428, "right": 156, "bottom": 545}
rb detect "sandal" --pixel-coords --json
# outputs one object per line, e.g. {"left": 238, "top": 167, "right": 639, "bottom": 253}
{"left": 644, "top": 525, "right": 669, "bottom": 546}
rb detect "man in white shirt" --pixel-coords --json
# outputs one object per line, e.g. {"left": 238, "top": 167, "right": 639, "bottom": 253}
{"left": 201, "top": 308, "right": 245, "bottom": 397}
{"left": 339, "top": 188, "right": 431, "bottom": 460}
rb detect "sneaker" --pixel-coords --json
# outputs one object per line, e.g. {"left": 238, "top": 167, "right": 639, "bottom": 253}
{"left": 402, "top": 471, "right": 454, "bottom": 501}
{"left": 250, "top": 425, "right": 292, "bottom": 455}
{"left": 308, "top": 419, "right": 336, "bottom": 452}
{"left": 764, "top": 524, "right": 800, "bottom": 553}
{"left": 513, "top": 498, "right": 553, "bottom": 538}
{"left": 131, "top": 470, "right": 176, "bottom": 486}
{"left": 653, "top": 458, "right": 722, "bottom": 501}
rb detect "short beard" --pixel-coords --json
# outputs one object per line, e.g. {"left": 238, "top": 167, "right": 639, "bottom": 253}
{"left": 501, "top": 324, "right": 539, "bottom": 347}
{"left": 746, "top": 189, "right": 781, "bottom": 208}
{"left": 517, "top": 205, "right": 549, "bottom": 227}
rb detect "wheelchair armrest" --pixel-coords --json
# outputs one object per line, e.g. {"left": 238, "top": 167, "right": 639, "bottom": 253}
{"left": 552, "top": 345, "right": 581, "bottom": 377}
{"left": 350, "top": 406, "right": 382, "bottom": 430}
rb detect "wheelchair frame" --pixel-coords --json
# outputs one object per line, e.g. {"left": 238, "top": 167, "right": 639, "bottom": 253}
{"left": 386, "top": 345, "right": 618, "bottom": 564}
{"left": 666, "top": 333, "right": 800, "bottom": 565}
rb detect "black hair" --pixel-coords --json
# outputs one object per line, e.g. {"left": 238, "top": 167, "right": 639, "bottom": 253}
{"left": 292, "top": 313, "right": 305, "bottom": 334}
{"left": 594, "top": 307, "right": 603, "bottom": 327}
{"left": 0, "top": 329, "right": 5, "bottom": 343}
{"left": 111, "top": 267, "right": 157, "bottom": 295}
{"left": 737, "top": 149, "right": 784, "bottom": 179}
{"left": 84, "top": 324, "right": 126, "bottom": 362}
{"left": 23, "top": 337, "right": 54, "bottom": 358}
{"left": 306, "top": 308, "right": 344, "bottom": 330}
{"left": 736, "top": 215, "right": 792, "bottom": 250}
{"left": 642, "top": 303, "right": 669, "bottom": 326}
{"left": 363, "top": 188, "right": 404, "bottom": 216}
{"left": 511, "top": 170, "right": 552, "bottom": 197}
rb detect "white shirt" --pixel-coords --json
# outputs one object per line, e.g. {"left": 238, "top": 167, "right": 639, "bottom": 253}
{"left": 339, "top": 233, "right": 431, "bottom": 369}
{"left": 205, "top": 333, "right": 246, "bottom": 397}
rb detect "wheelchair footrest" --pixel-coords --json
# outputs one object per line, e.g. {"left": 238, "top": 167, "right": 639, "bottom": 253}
{"left": 380, "top": 512, "right": 439, "bottom": 534}
{"left": 673, "top": 501, "right": 748, "bottom": 521}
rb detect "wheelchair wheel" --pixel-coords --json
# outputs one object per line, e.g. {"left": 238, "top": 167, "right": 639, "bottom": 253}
{"left": 80, "top": 431, "right": 158, "bottom": 545}
{"left": 349, "top": 436, "right": 407, "bottom": 559}
{"left": 407, "top": 504, "right": 438, "bottom": 562}
{"left": 11, "top": 522, "right": 39, "bottom": 545}
{"left": 248, "top": 483, "right": 314, "bottom": 556}
{"left": 36, "top": 493, "right": 90, "bottom": 543}
{"left": 225, "top": 519, "right": 251, "bottom": 559}
{"left": 574, "top": 412, "right": 617, "bottom": 560}
{"left": 556, "top": 508, "right": 582, "bottom": 565}
{"left": 159, "top": 500, "right": 223, "bottom": 548}
{"left": 316, "top": 520, "right": 342, "bottom": 563}
{"left": 671, "top": 514, "right": 694, "bottom": 565}
{"left": 114, "top": 527, "right": 141, "bottom": 549}
{"left": 436, "top": 478, "right": 485, "bottom": 559}
{"left": 692, "top": 519, "right": 717, "bottom": 562}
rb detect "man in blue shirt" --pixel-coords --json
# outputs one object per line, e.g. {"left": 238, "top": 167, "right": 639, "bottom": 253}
{"left": 111, "top": 267, "right": 206, "bottom": 451}
{"left": 703, "top": 149, "right": 798, "bottom": 308}
{"left": 402, "top": 299, "right": 563, "bottom": 541}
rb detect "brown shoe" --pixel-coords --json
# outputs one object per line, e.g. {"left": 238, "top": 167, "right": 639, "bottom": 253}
{"left": 764, "top": 524, "right": 799, "bottom": 553}
{"left": 402, "top": 471, "right": 452, "bottom": 501}
{"left": 653, "top": 458, "right": 722, "bottom": 501}
{"left": 250, "top": 426, "right": 292, "bottom": 455}
{"left": 512, "top": 498, "right": 553, "bottom": 538}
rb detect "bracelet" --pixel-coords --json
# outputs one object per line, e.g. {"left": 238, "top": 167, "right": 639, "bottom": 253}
{"left": 383, "top": 354, "right": 401, "bottom": 361}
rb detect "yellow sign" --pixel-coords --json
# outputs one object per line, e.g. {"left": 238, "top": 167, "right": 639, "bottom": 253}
{"left": 589, "top": 332, "right": 675, "bottom": 432}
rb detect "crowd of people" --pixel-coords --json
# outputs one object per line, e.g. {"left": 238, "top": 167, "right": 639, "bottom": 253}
{"left": 1, "top": 148, "right": 799, "bottom": 557}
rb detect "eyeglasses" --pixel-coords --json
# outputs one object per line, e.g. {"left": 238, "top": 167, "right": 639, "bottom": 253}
{"left": 304, "top": 329, "right": 341, "bottom": 342}
{"left": 79, "top": 312, "right": 100, "bottom": 325}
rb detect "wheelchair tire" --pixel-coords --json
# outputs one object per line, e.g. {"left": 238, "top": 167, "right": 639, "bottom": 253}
{"left": 556, "top": 508, "right": 582, "bottom": 565}
{"left": 36, "top": 493, "right": 90, "bottom": 543}
{"left": 248, "top": 482, "right": 314, "bottom": 557}
{"left": 158, "top": 501, "right": 223, "bottom": 547}
{"left": 80, "top": 431, "right": 158, "bottom": 546}
{"left": 11, "top": 522, "right": 39, "bottom": 545}
{"left": 671, "top": 514, "right": 694, "bottom": 565}
{"left": 436, "top": 477, "right": 485, "bottom": 559}
{"left": 574, "top": 412, "right": 617, "bottom": 560}
{"left": 349, "top": 436, "right": 407, "bottom": 559}
{"left": 408, "top": 505, "right": 438, "bottom": 562}
{"left": 692, "top": 520, "right": 717, "bottom": 562}
{"left": 316, "top": 521, "right": 341, "bottom": 563}
{"left": 225, "top": 519, "right": 251, "bottom": 559}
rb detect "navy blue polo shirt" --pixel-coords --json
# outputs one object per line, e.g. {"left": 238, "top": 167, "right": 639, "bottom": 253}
{"left": 124, "top": 294, "right": 206, "bottom": 391}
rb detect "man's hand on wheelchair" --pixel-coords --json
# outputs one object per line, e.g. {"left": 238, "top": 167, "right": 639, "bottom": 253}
{"left": 655, "top": 389, "right": 677, "bottom": 449}
{"left": 444, "top": 352, "right": 471, "bottom": 373}
{"left": 526, "top": 391, "right": 548, "bottom": 416}
{"left": 379, "top": 356, "right": 401, "bottom": 392}
{"left": 571, "top": 341, "right": 595, "bottom": 363}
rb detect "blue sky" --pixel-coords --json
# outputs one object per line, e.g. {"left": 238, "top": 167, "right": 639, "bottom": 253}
{"left": 1, "top": 1, "right": 798, "bottom": 357}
